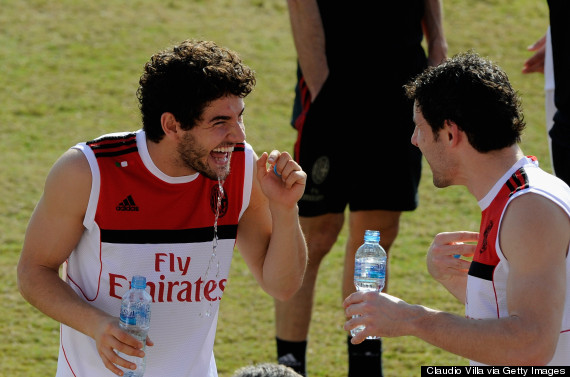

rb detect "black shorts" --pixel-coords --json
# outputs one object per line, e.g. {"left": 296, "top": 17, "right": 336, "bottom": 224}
{"left": 292, "top": 53, "right": 425, "bottom": 217}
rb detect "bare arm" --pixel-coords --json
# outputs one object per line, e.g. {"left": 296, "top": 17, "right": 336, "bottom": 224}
{"left": 236, "top": 150, "right": 307, "bottom": 302}
{"left": 345, "top": 194, "right": 569, "bottom": 365}
{"left": 422, "top": 0, "right": 448, "bottom": 66}
{"left": 287, "top": 0, "right": 328, "bottom": 100}
{"left": 17, "top": 149, "right": 149, "bottom": 375}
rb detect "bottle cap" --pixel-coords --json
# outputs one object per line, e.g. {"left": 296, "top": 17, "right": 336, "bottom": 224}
{"left": 364, "top": 229, "right": 380, "bottom": 242}
{"left": 131, "top": 275, "right": 147, "bottom": 289}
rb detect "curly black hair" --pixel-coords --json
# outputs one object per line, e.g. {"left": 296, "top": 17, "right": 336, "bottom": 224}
{"left": 137, "top": 39, "right": 256, "bottom": 142}
{"left": 232, "top": 363, "right": 302, "bottom": 377}
{"left": 404, "top": 51, "right": 525, "bottom": 152}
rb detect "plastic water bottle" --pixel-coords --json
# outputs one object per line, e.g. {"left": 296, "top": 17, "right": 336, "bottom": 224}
{"left": 351, "top": 230, "right": 386, "bottom": 339}
{"left": 118, "top": 275, "right": 152, "bottom": 377}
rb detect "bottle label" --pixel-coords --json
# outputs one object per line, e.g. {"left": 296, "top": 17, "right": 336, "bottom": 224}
{"left": 354, "top": 260, "right": 385, "bottom": 279}
{"left": 120, "top": 305, "right": 137, "bottom": 325}
{"left": 120, "top": 302, "right": 150, "bottom": 326}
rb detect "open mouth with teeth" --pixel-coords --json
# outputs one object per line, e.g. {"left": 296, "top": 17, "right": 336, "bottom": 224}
{"left": 210, "top": 145, "right": 234, "bottom": 166}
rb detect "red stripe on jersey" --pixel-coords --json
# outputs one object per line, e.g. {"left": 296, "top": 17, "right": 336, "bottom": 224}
{"left": 294, "top": 76, "right": 311, "bottom": 161}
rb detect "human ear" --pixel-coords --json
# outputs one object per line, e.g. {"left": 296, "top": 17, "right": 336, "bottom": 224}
{"left": 161, "top": 112, "right": 180, "bottom": 138}
{"left": 444, "top": 120, "right": 461, "bottom": 147}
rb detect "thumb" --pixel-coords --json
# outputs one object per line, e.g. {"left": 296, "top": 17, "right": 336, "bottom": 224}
{"left": 256, "top": 152, "right": 269, "bottom": 180}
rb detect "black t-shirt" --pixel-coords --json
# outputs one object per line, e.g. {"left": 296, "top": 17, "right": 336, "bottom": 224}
{"left": 317, "top": 0, "right": 425, "bottom": 74}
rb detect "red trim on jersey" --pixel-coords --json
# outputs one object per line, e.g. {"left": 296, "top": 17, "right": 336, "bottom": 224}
{"left": 492, "top": 279, "right": 500, "bottom": 318}
{"left": 294, "top": 76, "right": 311, "bottom": 161}
{"left": 471, "top": 165, "right": 531, "bottom": 316}
{"left": 61, "top": 326, "right": 78, "bottom": 377}
{"left": 67, "top": 242, "right": 103, "bottom": 302}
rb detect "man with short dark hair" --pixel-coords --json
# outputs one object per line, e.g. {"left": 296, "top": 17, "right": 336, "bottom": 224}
{"left": 344, "top": 52, "right": 570, "bottom": 365}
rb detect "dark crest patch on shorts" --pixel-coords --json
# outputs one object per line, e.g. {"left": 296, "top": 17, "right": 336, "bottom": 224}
{"left": 311, "top": 156, "right": 330, "bottom": 185}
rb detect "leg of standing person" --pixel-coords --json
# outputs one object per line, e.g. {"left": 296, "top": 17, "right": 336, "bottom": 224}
{"left": 343, "top": 210, "right": 401, "bottom": 377}
{"left": 275, "top": 210, "right": 401, "bottom": 377}
{"left": 275, "top": 213, "right": 345, "bottom": 377}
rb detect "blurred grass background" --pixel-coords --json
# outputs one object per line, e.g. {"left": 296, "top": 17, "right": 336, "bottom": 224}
{"left": 0, "top": 0, "right": 551, "bottom": 376}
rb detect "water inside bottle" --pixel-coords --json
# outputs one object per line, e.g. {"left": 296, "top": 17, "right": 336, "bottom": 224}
{"left": 351, "top": 255, "right": 385, "bottom": 339}
{"left": 200, "top": 177, "right": 224, "bottom": 318}
{"left": 118, "top": 324, "right": 148, "bottom": 377}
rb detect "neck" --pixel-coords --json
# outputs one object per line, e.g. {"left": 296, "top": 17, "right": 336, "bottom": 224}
{"left": 146, "top": 137, "right": 197, "bottom": 177}
{"left": 460, "top": 145, "right": 525, "bottom": 201}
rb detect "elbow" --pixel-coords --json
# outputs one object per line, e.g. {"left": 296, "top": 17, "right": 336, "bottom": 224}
{"left": 522, "top": 324, "right": 559, "bottom": 365}
{"left": 515, "top": 350, "right": 556, "bottom": 366}
{"left": 16, "top": 259, "right": 30, "bottom": 300}
{"left": 505, "top": 329, "right": 558, "bottom": 365}
{"left": 16, "top": 256, "right": 45, "bottom": 302}
{"left": 520, "top": 340, "right": 557, "bottom": 366}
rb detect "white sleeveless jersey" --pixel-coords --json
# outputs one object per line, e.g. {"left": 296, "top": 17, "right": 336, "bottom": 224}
{"left": 466, "top": 156, "right": 570, "bottom": 366}
{"left": 56, "top": 130, "right": 253, "bottom": 376}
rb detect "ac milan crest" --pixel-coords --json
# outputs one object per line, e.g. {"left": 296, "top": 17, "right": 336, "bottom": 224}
{"left": 480, "top": 220, "right": 493, "bottom": 253}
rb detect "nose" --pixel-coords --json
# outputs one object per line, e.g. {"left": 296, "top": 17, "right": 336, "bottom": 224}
{"left": 411, "top": 125, "right": 419, "bottom": 147}
{"left": 229, "top": 121, "right": 246, "bottom": 143}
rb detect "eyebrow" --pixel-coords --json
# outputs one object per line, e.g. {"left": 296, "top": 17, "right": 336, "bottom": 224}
{"left": 207, "top": 106, "right": 245, "bottom": 124}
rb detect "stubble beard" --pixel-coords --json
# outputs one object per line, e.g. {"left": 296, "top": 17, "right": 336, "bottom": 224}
{"left": 178, "top": 133, "right": 231, "bottom": 181}
{"left": 430, "top": 161, "right": 456, "bottom": 189}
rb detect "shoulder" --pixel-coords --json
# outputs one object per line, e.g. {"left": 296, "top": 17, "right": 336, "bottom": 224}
{"left": 524, "top": 164, "right": 570, "bottom": 205}
{"left": 43, "top": 148, "right": 92, "bottom": 212}
{"left": 503, "top": 192, "right": 569, "bottom": 231}
{"left": 517, "top": 188, "right": 566, "bottom": 209}
{"left": 500, "top": 192, "right": 570, "bottom": 260}
{"left": 50, "top": 148, "right": 91, "bottom": 182}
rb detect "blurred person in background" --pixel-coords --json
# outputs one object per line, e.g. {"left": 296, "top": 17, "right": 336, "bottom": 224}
{"left": 276, "top": 1, "right": 447, "bottom": 376}
{"left": 522, "top": 0, "right": 570, "bottom": 186}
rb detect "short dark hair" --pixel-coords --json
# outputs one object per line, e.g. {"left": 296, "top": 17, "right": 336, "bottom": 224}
{"left": 404, "top": 51, "right": 525, "bottom": 152}
{"left": 137, "top": 39, "right": 256, "bottom": 142}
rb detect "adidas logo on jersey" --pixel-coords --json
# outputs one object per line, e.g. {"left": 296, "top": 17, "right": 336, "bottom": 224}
{"left": 116, "top": 195, "right": 139, "bottom": 211}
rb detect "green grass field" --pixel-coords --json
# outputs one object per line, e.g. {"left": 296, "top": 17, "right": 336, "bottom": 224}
{"left": 0, "top": 0, "right": 551, "bottom": 376}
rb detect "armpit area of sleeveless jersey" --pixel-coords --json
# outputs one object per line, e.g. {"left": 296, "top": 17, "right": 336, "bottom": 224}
{"left": 56, "top": 130, "right": 253, "bottom": 377}
{"left": 466, "top": 156, "right": 570, "bottom": 366}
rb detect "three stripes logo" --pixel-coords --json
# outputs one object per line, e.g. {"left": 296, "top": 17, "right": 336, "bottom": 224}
{"left": 116, "top": 195, "right": 139, "bottom": 211}
{"left": 506, "top": 168, "right": 529, "bottom": 197}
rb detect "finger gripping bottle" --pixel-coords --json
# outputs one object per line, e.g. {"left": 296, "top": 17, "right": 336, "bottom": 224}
{"left": 118, "top": 275, "right": 152, "bottom": 377}
{"left": 351, "top": 230, "right": 386, "bottom": 338}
